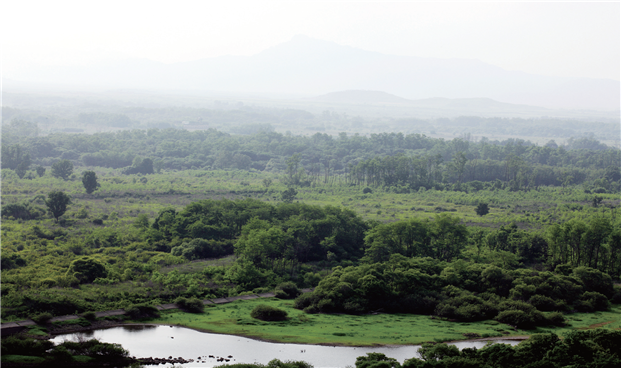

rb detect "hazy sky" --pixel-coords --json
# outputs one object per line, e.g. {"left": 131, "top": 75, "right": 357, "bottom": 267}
{"left": 2, "top": 1, "right": 619, "bottom": 81}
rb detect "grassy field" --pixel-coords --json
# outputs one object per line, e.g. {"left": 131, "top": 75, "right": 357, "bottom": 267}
{"left": 3, "top": 167, "right": 617, "bottom": 231}
{"left": 146, "top": 297, "right": 621, "bottom": 346}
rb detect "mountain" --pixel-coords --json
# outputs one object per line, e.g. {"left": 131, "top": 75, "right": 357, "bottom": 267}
{"left": 308, "top": 90, "right": 566, "bottom": 116}
{"left": 8, "top": 35, "right": 620, "bottom": 110}
{"left": 310, "top": 90, "right": 412, "bottom": 104}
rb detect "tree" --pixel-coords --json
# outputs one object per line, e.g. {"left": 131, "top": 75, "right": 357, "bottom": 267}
{"left": 45, "top": 191, "right": 71, "bottom": 222}
{"left": 262, "top": 178, "right": 273, "bottom": 189}
{"left": 15, "top": 161, "right": 29, "bottom": 179}
{"left": 1, "top": 144, "right": 31, "bottom": 170}
{"left": 281, "top": 187, "right": 297, "bottom": 203}
{"left": 82, "top": 170, "right": 100, "bottom": 194}
{"left": 51, "top": 160, "right": 74, "bottom": 180}
{"left": 66, "top": 257, "right": 107, "bottom": 283}
{"left": 355, "top": 353, "right": 400, "bottom": 368}
{"left": 285, "top": 154, "right": 305, "bottom": 185}
{"left": 124, "top": 157, "right": 155, "bottom": 175}
{"left": 476, "top": 202, "right": 490, "bottom": 216}
{"left": 35, "top": 166, "right": 46, "bottom": 177}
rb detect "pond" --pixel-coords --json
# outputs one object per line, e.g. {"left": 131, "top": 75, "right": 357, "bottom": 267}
{"left": 52, "top": 325, "right": 521, "bottom": 368}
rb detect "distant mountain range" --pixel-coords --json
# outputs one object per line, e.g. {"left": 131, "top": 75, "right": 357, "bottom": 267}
{"left": 309, "top": 90, "right": 571, "bottom": 117}
{"left": 8, "top": 35, "right": 620, "bottom": 111}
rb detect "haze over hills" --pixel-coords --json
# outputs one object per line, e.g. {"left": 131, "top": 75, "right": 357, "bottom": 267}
{"left": 310, "top": 90, "right": 413, "bottom": 104}
{"left": 6, "top": 35, "right": 620, "bottom": 111}
{"left": 307, "top": 90, "right": 615, "bottom": 119}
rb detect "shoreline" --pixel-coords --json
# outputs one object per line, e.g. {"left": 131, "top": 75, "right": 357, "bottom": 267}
{"left": 50, "top": 320, "right": 530, "bottom": 347}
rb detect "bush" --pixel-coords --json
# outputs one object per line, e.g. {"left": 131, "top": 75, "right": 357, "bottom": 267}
{"left": 1, "top": 203, "right": 44, "bottom": 220}
{"left": 355, "top": 352, "right": 400, "bottom": 368}
{"left": 545, "top": 311, "right": 566, "bottom": 327}
{"left": 82, "top": 312, "right": 97, "bottom": 321}
{"left": 611, "top": 287, "right": 621, "bottom": 304}
{"left": 250, "top": 304, "right": 287, "bottom": 321}
{"left": 274, "top": 281, "right": 301, "bottom": 299}
{"left": 495, "top": 309, "right": 539, "bottom": 329}
{"left": 266, "top": 359, "right": 313, "bottom": 368}
{"left": 66, "top": 257, "right": 107, "bottom": 284}
{"left": 303, "top": 305, "right": 319, "bottom": 314}
{"left": 174, "top": 297, "right": 205, "bottom": 313}
{"left": 50, "top": 345, "right": 73, "bottom": 363}
{"left": 475, "top": 202, "right": 489, "bottom": 216}
{"left": 293, "top": 292, "right": 317, "bottom": 310}
{"left": 529, "top": 295, "right": 567, "bottom": 312}
{"left": 32, "top": 312, "right": 54, "bottom": 324}
{"left": 578, "top": 291, "right": 609, "bottom": 311}
{"left": 0, "top": 335, "right": 54, "bottom": 356}
{"left": 124, "top": 304, "right": 160, "bottom": 319}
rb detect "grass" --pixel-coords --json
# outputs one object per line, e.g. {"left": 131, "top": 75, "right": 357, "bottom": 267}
{"left": 146, "top": 297, "right": 621, "bottom": 346}
{"left": 25, "top": 325, "right": 49, "bottom": 336}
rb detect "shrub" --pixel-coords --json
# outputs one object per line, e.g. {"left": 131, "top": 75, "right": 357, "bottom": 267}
{"left": 1, "top": 203, "right": 44, "bottom": 220}
{"left": 545, "top": 312, "right": 566, "bottom": 327}
{"left": 475, "top": 202, "right": 489, "bottom": 216}
{"left": 529, "top": 295, "right": 567, "bottom": 312}
{"left": 50, "top": 345, "right": 73, "bottom": 363}
{"left": 250, "top": 304, "right": 287, "bottom": 321}
{"left": 303, "top": 305, "right": 319, "bottom": 314}
{"left": 82, "top": 312, "right": 97, "bottom": 321}
{"left": 174, "top": 297, "right": 204, "bottom": 313}
{"left": 32, "top": 312, "right": 54, "bottom": 324}
{"left": 66, "top": 257, "right": 107, "bottom": 283}
{"left": 495, "top": 309, "right": 539, "bottom": 329}
{"left": 266, "top": 359, "right": 313, "bottom": 368}
{"left": 274, "top": 281, "right": 301, "bottom": 299}
{"left": 355, "top": 352, "right": 400, "bottom": 368}
{"left": 0, "top": 335, "right": 54, "bottom": 356}
{"left": 554, "top": 263, "right": 573, "bottom": 276}
{"left": 293, "top": 292, "right": 317, "bottom": 310}
{"left": 579, "top": 291, "right": 609, "bottom": 311}
{"left": 611, "top": 287, "right": 621, "bottom": 304}
{"left": 125, "top": 304, "right": 160, "bottom": 319}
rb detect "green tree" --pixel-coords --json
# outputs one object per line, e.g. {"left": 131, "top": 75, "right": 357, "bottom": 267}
{"left": 45, "top": 191, "right": 71, "bottom": 222}
{"left": 133, "top": 213, "right": 150, "bottom": 230}
{"left": 81, "top": 170, "right": 100, "bottom": 194}
{"left": 475, "top": 202, "right": 490, "bottom": 216}
{"left": 429, "top": 214, "right": 469, "bottom": 261}
{"left": 285, "top": 154, "right": 305, "bottom": 185}
{"left": 35, "top": 165, "right": 46, "bottom": 177}
{"left": 66, "top": 257, "right": 107, "bottom": 283}
{"left": 281, "top": 187, "right": 298, "bottom": 203}
{"left": 1, "top": 144, "right": 31, "bottom": 170}
{"left": 51, "top": 160, "right": 74, "bottom": 180}
{"left": 355, "top": 352, "right": 400, "bottom": 368}
{"left": 15, "top": 161, "right": 29, "bottom": 179}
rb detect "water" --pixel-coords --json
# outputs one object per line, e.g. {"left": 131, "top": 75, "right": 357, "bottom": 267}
{"left": 52, "top": 325, "right": 521, "bottom": 368}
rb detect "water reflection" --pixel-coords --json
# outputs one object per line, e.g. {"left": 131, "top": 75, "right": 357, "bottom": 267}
{"left": 53, "top": 325, "right": 521, "bottom": 368}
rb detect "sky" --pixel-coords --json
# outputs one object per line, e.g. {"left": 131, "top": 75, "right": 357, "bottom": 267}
{"left": 1, "top": 1, "right": 619, "bottom": 81}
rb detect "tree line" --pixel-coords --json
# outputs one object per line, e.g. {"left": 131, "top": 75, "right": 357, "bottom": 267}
{"left": 2, "top": 127, "right": 619, "bottom": 191}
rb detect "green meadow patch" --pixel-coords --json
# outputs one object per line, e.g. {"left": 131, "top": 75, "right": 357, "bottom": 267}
{"left": 147, "top": 298, "right": 621, "bottom": 346}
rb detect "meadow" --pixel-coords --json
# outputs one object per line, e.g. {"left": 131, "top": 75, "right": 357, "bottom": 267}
{"left": 148, "top": 297, "right": 621, "bottom": 346}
